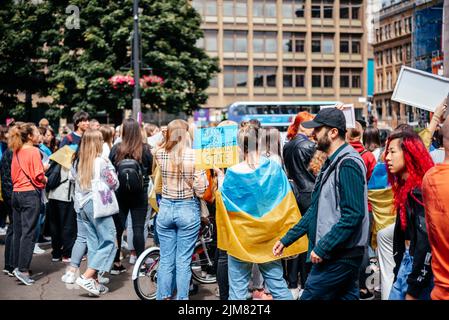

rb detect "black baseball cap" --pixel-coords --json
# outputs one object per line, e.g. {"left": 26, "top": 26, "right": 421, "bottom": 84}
{"left": 302, "top": 108, "right": 346, "bottom": 132}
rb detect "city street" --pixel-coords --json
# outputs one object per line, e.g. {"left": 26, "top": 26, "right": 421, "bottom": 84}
{"left": 0, "top": 236, "right": 218, "bottom": 300}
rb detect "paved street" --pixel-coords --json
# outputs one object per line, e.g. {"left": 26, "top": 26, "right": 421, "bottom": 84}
{"left": 0, "top": 235, "right": 218, "bottom": 300}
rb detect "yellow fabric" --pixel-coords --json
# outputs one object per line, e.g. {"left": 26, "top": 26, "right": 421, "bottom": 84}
{"left": 49, "top": 146, "right": 75, "bottom": 170}
{"left": 149, "top": 164, "right": 162, "bottom": 213}
{"left": 418, "top": 128, "right": 432, "bottom": 150}
{"left": 216, "top": 190, "right": 308, "bottom": 264}
{"left": 194, "top": 145, "right": 239, "bottom": 170}
{"left": 368, "top": 188, "right": 395, "bottom": 249}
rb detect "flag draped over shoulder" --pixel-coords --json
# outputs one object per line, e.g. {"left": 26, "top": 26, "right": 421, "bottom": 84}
{"left": 216, "top": 157, "right": 308, "bottom": 264}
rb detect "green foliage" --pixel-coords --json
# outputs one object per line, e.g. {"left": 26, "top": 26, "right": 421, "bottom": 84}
{"left": 0, "top": 0, "right": 219, "bottom": 122}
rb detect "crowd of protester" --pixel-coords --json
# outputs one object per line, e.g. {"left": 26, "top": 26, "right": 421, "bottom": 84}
{"left": 1, "top": 98, "right": 449, "bottom": 301}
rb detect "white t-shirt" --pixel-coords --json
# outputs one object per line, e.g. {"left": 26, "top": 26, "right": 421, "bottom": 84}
{"left": 101, "top": 142, "right": 111, "bottom": 159}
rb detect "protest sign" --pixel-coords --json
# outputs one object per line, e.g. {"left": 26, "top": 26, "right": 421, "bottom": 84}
{"left": 392, "top": 66, "right": 449, "bottom": 112}
{"left": 320, "top": 103, "right": 356, "bottom": 128}
{"left": 193, "top": 125, "right": 239, "bottom": 169}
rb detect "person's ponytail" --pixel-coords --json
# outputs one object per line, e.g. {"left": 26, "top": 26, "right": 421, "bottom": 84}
{"left": 7, "top": 122, "right": 36, "bottom": 152}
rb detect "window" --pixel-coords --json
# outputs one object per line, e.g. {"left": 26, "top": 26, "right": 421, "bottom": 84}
{"left": 283, "top": 32, "right": 305, "bottom": 53}
{"left": 224, "top": 66, "right": 248, "bottom": 88}
{"left": 254, "top": 66, "right": 277, "bottom": 87}
{"left": 312, "top": 33, "right": 334, "bottom": 54}
{"left": 283, "top": 67, "right": 305, "bottom": 87}
{"left": 253, "top": 0, "right": 276, "bottom": 18}
{"left": 253, "top": 32, "right": 277, "bottom": 53}
{"left": 197, "top": 30, "right": 218, "bottom": 51}
{"left": 376, "top": 101, "right": 383, "bottom": 118}
{"left": 405, "top": 43, "right": 411, "bottom": 60}
{"left": 340, "top": 0, "right": 361, "bottom": 20}
{"left": 341, "top": 35, "right": 361, "bottom": 54}
{"left": 396, "top": 46, "right": 402, "bottom": 62}
{"left": 223, "top": 0, "right": 247, "bottom": 17}
{"left": 340, "top": 40, "right": 349, "bottom": 53}
{"left": 375, "top": 52, "right": 383, "bottom": 66}
{"left": 193, "top": 0, "right": 217, "bottom": 16}
{"left": 312, "top": 39, "right": 321, "bottom": 53}
{"left": 340, "top": 74, "right": 350, "bottom": 87}
{"left": 341, "top": 69, "right": 361, "bottom": 89}
{"left": 312, "top": 68, "right": 334, "bottom": 88}
{"left": 387, "top": 72, "right": 392, "bottom": 90}
{"left": 322, "top": 36, "right": 334, "bottom": 54}
{"left": 377, "top": 73, "right": 383, "bottom": 91}
{"left": 209, "top": 76, "right": 218, "bottom": 88}
{"left": 223, "top": 31, "right": 248, "bottom": 52}
{"left": 282, "top": 0, "right": 305, "bottom": 18}
{"left": 311, "top": 0, "right": 333, "bottom": 19}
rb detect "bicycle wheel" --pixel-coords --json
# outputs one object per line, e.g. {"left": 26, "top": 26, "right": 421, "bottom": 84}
{"left": 133, "top": 248, "right": 160, "bottom": 300}
{"left": 191, "top": 242, "right": 217, "bottom": 284}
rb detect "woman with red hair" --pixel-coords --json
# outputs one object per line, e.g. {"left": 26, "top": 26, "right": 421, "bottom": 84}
{"left": 286, "top": 112, "right": 315, "bottom": 142}
{"left": 385, "top": 130, "right": 434, "bottom": 300}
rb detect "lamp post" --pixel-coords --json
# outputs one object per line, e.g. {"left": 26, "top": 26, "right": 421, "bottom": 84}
{"left": 132, "top": 0, "right": 141, "bottom": 122}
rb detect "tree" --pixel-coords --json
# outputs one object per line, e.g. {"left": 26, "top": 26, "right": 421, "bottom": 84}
{"left": 0, "top": 0, "right": 54, "bottom": 121}
{"left": 45, "top": 0, "right": 219, "bottom": 122}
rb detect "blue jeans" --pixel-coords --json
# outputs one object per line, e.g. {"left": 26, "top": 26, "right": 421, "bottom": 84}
{"left": 69, "top": 210, "right": 88, "bottom": 268}
{"left": 228, "top": 255, "right": 293, "bottom": 300}
{"left": 156, "top": 198, "right": 200, "bottom": 300}
{"left": 300, "top": 260, "right": 360, "bottom": 300}
{"left": 79, "top": 200, "right": 117, "bottom": 273}
{"left": 389, "top": 250, "right": 433, "bottom": 300}
{"left": 34, "top": 203, "right": 46, "bottom": 242}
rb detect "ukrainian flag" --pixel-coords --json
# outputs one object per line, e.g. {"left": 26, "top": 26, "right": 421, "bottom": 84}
{"left": 216, "top": 157, "right": 308, "bottom": 264}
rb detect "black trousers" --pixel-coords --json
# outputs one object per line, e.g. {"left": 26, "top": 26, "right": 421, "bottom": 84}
{"left": 283, "top": 252, "right": 311, "bottom": 289}
{"left": 48, "top": 199, "right": 77, "bottom": 259}
{"left": 3, "top": 198, "right": 14, "bottom": 269}
{"left": 113, "top": 191, "right": 148, "bottom": 262}
{"left": 12, "top": 191, "right": 41, "bottom": 272}
{"left": 216, "top": 248, "right": 229, "bottom": 300}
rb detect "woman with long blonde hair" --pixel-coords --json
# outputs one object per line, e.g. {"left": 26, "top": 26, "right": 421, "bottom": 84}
{"left": 71, "top": 129, "right": 119, "bottom": 296}
{"left": 154, "top": 119, "right": 207, "bottom": 300}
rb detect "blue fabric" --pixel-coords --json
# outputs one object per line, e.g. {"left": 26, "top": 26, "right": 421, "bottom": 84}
{"left": 300, "top": 260, "right": 360, "bottom": 300}
{"left": 79, "top": 200, "right": 117, "bottom": 273}
{"left": 69, "top": 210, "right": 88, "bottom": 268}
{"left": 389, "top": 250, "right": 433, "bottom": 300}
{"left": 228, "top": 255, "right": 293, "bottom": 300}
{"left": 221, "top": 157, "right": 290, "bottom": 218}
{"left": 39, "top": 144, "right": 52, "bottom": 157}
{"left": 368, "top": 161, "right": 389, "bottom": 190}
{"left": 156, "top": 198, "right": 201, "bottom": 300}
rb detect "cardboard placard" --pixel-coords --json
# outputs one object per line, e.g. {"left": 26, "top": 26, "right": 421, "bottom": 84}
{"left": 392, "top": 66, "right": 449, "bottom": 112}
{"left": 193, "top": 125, "right": 239, "bottom": 169}
{"left": 320, "top": 104, "right": 356, "bottom": 129}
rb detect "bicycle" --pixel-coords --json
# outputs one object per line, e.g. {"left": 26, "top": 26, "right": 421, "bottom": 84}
{"left": 132, "top": 221, "right": 217, "bottom": 300}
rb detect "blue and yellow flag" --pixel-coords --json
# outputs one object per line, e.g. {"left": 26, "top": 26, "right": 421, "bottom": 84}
{"left": 216, "top": 157, "right": 308, "bottom": 264}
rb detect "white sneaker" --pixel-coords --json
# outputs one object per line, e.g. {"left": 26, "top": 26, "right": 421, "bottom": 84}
{"left": 76, "top": 276, "right": 100, "bottom": 296}
{"left": 215, "top": 287, "right": 220, "bottom": 298}
{"left": 290, "top": 287, "right": 300, "bottom": 300}
{"left": 0, "top": 226, "right": 7, "bottom": 236}
{"left": 89, "top": 283, "right": 109, "bottom": 296}
{"left": 61, "top": 271, "right": 76, "bottom": 284}
{"left": 33, "top": 244, "right": 45, "bottom": 255}
{"left": 121, "top": 240, "right": 128, "bottom": 250}
{"left": 98, "top": 275, "right": 110, "bottom": 285}
{"left": 129, "top": 255, "right": 137, "bottom": 265}
{"left": 298, "top": 289, "right": 304, "bottom": 299}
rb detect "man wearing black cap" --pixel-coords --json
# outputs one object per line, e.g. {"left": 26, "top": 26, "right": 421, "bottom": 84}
{"left": 273, "top": 108, "right": 370, "bottom": 300}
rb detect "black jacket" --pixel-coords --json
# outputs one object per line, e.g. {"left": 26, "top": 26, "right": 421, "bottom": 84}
{"left": 0, "top": 148, "right": 13, "bottom": 202}
{"left": 392, "top": 188, "right": 433, "bottom": 298}
{"left": 283, "top": 134, "right": 317, "bottom": 194}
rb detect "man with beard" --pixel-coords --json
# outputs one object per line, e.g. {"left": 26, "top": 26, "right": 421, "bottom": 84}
{"left": 273, "top": 108, "right": 369, "bottom": 300}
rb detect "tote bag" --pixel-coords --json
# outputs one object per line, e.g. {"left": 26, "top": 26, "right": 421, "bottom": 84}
{"left": 92, "top": 158, "right": 119, "bottom": 219}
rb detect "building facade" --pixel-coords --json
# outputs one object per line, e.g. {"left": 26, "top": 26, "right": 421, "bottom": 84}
{"left": 373, "top": 0, "right": 414, "bottom": 129}
{"left": 193, "top": 0, "right": 369, "bottom": 120}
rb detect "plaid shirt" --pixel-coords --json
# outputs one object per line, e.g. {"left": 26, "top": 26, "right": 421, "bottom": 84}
{"left": 155, "top": 148, "right": 207, "bottom": 199}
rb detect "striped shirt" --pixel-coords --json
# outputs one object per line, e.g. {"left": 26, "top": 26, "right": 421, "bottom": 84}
{"left": 155, "top": 148, "right": 207, "bottom": 199}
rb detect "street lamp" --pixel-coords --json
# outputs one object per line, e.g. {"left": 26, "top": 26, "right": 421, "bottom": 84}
{"left": 132, "top": 0, "right": 141, "bottom": 122}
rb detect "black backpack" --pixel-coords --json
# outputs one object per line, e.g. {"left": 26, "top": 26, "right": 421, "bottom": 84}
{"left": 116, "top": 158, "right": 144, "bottom": 194}
{"left": 45, "top": 161, "right": 68, "bottom": 192}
